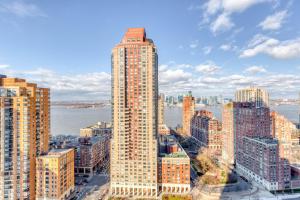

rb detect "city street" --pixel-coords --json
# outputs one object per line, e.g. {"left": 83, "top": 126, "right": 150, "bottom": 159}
{"left": 75, "top": 174, "right": 109, "bottom": 200}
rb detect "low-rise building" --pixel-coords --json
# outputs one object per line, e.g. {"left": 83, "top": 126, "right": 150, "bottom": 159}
{"left": 36, "top": 149, "right": 75, "bottom": 200}
{"left": 158, "top": 135, "right": 190, "bottom": 194}
{"left": 75, "top": 135, "right": 110, "bottom": 175}
{"left": 191, "top": 110, "right": 222, "bottom": 156}
{"left": 80, "top": 121, "right": 111, "bottom": 137}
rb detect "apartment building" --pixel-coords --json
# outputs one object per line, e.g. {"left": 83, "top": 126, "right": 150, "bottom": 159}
{"left": 0, "top": 76, "right": 50, "bottom": 200}
{"left": 75, "top": 135, "right": 109, "bottom": 175}
{"left": 80, "top": 121, "right": 111, "bottom": 137}
{"left": 182, "top": 93, "right": 195, "bottom": 136}
{"left": 191, "top": 110, "right": 223, "bottom": 156}
{"left": 36, "top": 149, "right": 75, "bottom": 200}
{"left": 110, "top": 28, "right": 159, "bottom": 198}
{"left": 158, "top": 135, "right": 190, "bottom": 194}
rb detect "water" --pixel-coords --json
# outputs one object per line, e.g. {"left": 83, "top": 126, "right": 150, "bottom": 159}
{"left": 51, "top": 105, "right": 300, "bottom": 136}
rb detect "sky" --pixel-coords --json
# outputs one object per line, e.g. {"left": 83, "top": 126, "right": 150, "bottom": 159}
{"left": 0, "top": 0, "right": 300, "bottom": 100}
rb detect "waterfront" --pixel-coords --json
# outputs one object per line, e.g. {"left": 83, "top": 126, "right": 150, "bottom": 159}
{"left": 51, "top": 104, "right": 299, "bottom": 136}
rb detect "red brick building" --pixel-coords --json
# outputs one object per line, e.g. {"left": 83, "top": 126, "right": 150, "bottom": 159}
{"left": 191, "top": 110, "right": 222, "bottom": 156}
{"left": 158, "top": 135, "right": 190, "bottom": 194}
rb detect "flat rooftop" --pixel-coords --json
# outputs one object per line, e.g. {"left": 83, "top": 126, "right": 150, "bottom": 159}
{"left": 159, "top": 134, "right": 189, "bottom": 158}
{"left": 244, "top": 136, "right": 278, "bottom": 145}
{"left": 40, "top": 148, "right": 73, "bottom": 158}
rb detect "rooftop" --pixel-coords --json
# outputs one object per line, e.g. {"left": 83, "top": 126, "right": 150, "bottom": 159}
{"left": 244, "top": 136, "right": 278, "bottom": 145}
{"left": 40, "top": 148, "right": 73, "bottom": 158}
{"left": 159, "top": 134, "right": 189, "bottom": 158}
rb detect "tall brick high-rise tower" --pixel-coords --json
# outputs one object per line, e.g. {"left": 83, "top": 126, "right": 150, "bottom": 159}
{"left": 0, "top": 76, "right": 50, "bottom": 200}
{"left": 110, "top": 28, "right": 158, "bottom": 198}
{"left": 182, "top": 92, "right": 195, "bottom": 136}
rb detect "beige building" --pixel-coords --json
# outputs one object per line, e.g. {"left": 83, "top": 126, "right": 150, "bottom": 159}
{"left": 222, "top": 102, "right": 235, "bottom": 165}
{"left": 182, "top": 93, "right": 195, "bottom": 136}
{"left": 36, "top": 149, "right": 75, "bottom": 200}
{"left": 0, "top": 76, "right": 50, "bottom": 200}
{"left": 80, "top": 121, "right": 111, "bottom": 137}
{"left": 235, "top": 87, "right": 269, "bottom": 107}
{"left": 110, "top": 28, "right": 158, "bottom": 198}
{"left": 158, "top": 94, "right": 165, "bottom": 125}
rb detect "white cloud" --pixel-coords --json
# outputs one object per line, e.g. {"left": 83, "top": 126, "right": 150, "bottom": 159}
{"left": 2, "top": 63, "right": 300, "bottom": 100}
{"left": 259, "top": 10, "right": 288, "bottom": 30}
{"left": 241, "top": 35, "right": 300, "bottom": 59}
{"left": 202, "top": 0, "right": 271, "bottom": 34}
{"left": 0, "top": 64, "right": 10, "bottom": 69}
{"left": 220, "top": 44, "right": 231, "bottom": 51}
{"left": 222, "top": 0, "right": 267, "bottom": 13}
{"left": 189, "top": 40, "right": 199, "bottom": 48}
{"left": 0, "top": 67, "right": 111, "bottom": 100}
{"left": 202, "top": 46, "right": 213, "bottom": 55}
{"left": 158, "top": 64, "right": 168, "bottom": 71}
{"left": 204, "top": 0, "right": 222, "bottom": 15}
{"left": 0, "top": 1, "right": 46, "bottom": 18}
{"left": 210, "top": 12, "right": 234, "bottom": 34}
{"left": 195, "top": 62, "right": 221, "bottom": 74}
{"left": 203, "top": 0, "right": 269, "bottom": 16}
{"left": 159, "top": 69, "right": 192, "bottom": 84}
{"left": 244, "top": 65, "right": 267, "bottom": 74}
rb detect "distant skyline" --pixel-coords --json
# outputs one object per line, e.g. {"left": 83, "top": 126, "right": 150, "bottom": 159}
{"left": 0, "top": 0, "right": 300, "bottom": 100}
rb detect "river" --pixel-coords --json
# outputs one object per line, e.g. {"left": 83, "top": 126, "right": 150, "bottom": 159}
{"left": 51, "top": 104, "right": 299, "bottom": 136}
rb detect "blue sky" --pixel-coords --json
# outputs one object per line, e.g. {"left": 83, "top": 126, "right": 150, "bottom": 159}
{"left": 0, "top": 0, "right": 299, "bottom": 100}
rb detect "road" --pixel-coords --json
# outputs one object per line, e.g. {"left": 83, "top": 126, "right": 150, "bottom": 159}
{"left": 75, "top": 174, "right": 109, "bottom": 200}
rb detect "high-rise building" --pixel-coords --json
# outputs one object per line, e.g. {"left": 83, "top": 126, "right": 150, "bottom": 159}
{"left": 158, "top": 93, "right": 165, "bottom": 125}
{"left": 110, "top": 28, "right": 158, "bottom": 198}
{"left": 182, "top": 93, "right": 195, "bottom": 136}
{"left": 235, "top": 87, "right": 269, "bottom": 107}
{"left": 222, "top": 102, "right": 235, "bottom": 165}
{"left": 237, "top": 137, "right": 291, "bottom": 191}
{"left": 0, "top": 76, "right": 50, "bottom": 200}
{"left": 36, "top": 149, "right": 75, "bottom": 200}
{"left": 191, "top": 110, "right": 223, "bottom": 156}
{"left": 271, "top": 111, "right": 297, "bottom": 143}
{"left": 222, "top": 102, "right": 271, "bottom": 165}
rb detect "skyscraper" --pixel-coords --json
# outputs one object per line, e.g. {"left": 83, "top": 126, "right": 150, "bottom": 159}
{"left": 110, "top": 28, "right": 158, "bottom": 198}
{"left": 158, "top": 93, "right": 165, "bottom": 125}
{"left": 222, "top": 102, "right": 271, "bottom": 165}
{"left": 0, "top": 76, "right": 50, "bottom": 200}
{"left": 235, "top": 87, "right": 269, "bottom": 107}
{"left": 182, "top": 93, "right": 195, "bottom": 136}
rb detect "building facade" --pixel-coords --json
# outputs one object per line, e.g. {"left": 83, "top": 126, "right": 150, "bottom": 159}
{"left": 0, "top": 77, "right": 50, "bottom": 200}
{"left": 110, "top": 28, "right": 158, "bottom": 198}
{"left": 271, "top": 111, "right": 297, "bottom": 143}
{"left": 158, "top": 124, "right": 171, "bottom": 135}
{"left": 158, "top": 135, "right": 190, "bottom": 194}
{"left": 158, "top": 93, "right": 165, "bottom": 126}
{"left": 80, "top": 121, "right": 111, "bottom": 138}
{"left": 36, "top": 149, "right": 75, "bottom": 200}
{"left": 75, "top": 135, "right": 109, "bottom": 175}
{"left": 235, "top": 87, "right": 269, "bottom": 107}
{"left": 182, "top": 93, "right": 195, "bottom": 136}
{"left": 236, "top": 137, "right": 288, "bottom": 191}
{"left": 222, "top": 102, "right": 235, "bottom": 165}
{"left": 222, "top": 102, "right": 271, "bottom": 165}
{"left": 191, "top": 110, "right": 223, "bottom": 156}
